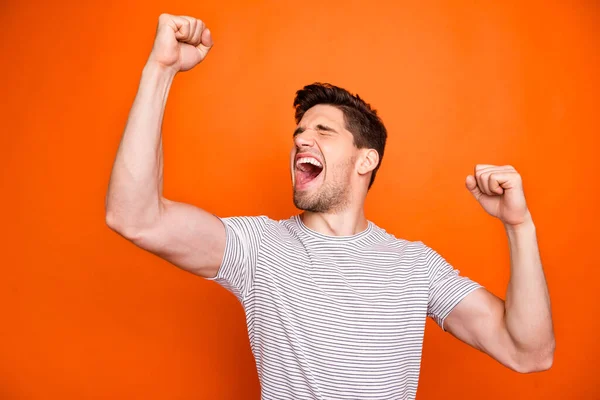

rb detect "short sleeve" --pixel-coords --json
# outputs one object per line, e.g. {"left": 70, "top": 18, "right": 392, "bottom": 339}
{"left": 424, "top": 244, "right": 483, "bottom": 331}
{"left": 205, "top": 216, "right": 269, "bottom": 303}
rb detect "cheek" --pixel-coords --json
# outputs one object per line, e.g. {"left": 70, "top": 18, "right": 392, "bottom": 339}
{"left": 289, "top": 149, "right": 296, "bottom": 169}
{"left": 324, "top": 157, "right": 354, "bottom": 179}
{"left": 325, "top": 145, "right": 355, "bottom": 166}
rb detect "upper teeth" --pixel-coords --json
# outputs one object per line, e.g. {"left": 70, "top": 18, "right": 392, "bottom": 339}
{"left": 297, "top": 157, "right": 323, "bottom": 168}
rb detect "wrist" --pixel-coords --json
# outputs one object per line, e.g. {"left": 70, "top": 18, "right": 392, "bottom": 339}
{"left": 504, "top": 211, "right": 535, "bottom": 235}
{"left": 143, "top": 59, "right": 177, "bottom": 81}
{"left": 137, "top": 60, "right": 177, "bottom": 100}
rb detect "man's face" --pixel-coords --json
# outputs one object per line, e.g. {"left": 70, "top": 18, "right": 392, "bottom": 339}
{"left": 290, "top": 104, "right": 358, "bottom": 213}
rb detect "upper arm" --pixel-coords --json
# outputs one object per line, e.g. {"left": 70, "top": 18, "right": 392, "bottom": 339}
{"left": 424, "top": 244, "right": 520, "bottom": 370}
{"left": 425, "top": 244, "right": 482, "bottom": 328}
{"left": 443, "top": 288, "right": 523, "bottom": 371}
{"left": 123, "top": 197, "right": 226, "bottom": 279}
{"left": 423, "top": 244, "right": 523, "bottom": 371}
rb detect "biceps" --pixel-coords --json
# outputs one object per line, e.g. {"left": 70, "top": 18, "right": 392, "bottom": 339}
{"left": 131, "top": 198, "right": 226, "bottom": 278}
{"left": 444, "top": 288, "right": 519, "bottom": 369}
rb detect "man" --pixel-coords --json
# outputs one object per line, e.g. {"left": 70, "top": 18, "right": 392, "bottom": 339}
{"left": 105, "top": 14, "right": 555, "bottom": 400}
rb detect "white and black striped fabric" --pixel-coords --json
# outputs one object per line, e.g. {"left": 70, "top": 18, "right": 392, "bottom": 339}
{"left": 206, "top": 215, "right": 482, "bottom": 399}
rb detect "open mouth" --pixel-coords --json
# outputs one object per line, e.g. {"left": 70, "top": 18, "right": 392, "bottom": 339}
{"left": 295, "top": 156, "right": 324, "bottom": 188}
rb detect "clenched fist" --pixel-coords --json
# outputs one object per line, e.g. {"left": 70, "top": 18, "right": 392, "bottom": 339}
{"left": 148, "top": 13, "right": 214, "bottom": 72}
{"left": 466, "top": 164, "right": 531, "bottom": 227}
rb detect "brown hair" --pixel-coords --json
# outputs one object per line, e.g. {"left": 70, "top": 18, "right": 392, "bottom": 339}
{"left": 293, "top": 83, "right": 387, "bottom": 189}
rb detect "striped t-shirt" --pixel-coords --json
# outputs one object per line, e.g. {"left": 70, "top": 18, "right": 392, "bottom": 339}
{"left": 206, "top": 215, "right": 482, "bottom": 399}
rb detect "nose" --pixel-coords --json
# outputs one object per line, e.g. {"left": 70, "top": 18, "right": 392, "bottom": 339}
{"left": 294, "top": 129, "right": 316, "bottom": 148}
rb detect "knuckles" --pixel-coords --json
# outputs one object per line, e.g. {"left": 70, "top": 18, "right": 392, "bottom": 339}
{"left": 158, "top": 13, "right": 204, "bottom": 30}
{"left": 474, "top": 164, "right": 519, "bottom": 178}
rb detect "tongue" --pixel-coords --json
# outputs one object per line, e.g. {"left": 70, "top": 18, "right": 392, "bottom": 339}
{"left": 304, "top": 163, "right": 322, "bottom": 179}
{"left": 297, "top": 164, "right": 322, "bottom": 185}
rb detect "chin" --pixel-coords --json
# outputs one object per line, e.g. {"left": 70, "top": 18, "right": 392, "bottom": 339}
{"left": 293, "top": 191, "right": 319, "bottom": 212}
{"left": 293, "top": 188, "right": 341, "bottom": 214}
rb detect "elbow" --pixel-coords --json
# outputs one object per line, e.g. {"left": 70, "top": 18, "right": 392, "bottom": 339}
{"left": 105, "top": 212, "right": 143, "bottom": 241}
{"left": 513, "top": 354, "right": 554, "bottom": 374}
{"left": 512, "top": 339, "right": 555, "bottom": 373}
{"left": 105, "top": 197, "right": 164, "bottom": 240}
{"left": 538, "top": 351, "right": 554, "bottom": 372}
{"left": 105, "top": 212, "right": 126, "bottom": 235}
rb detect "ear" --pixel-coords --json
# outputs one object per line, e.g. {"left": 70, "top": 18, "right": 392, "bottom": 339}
{"left": 357, "top": 149, "right": 379, "bottom": 176}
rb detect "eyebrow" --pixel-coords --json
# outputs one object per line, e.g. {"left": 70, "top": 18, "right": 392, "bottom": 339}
{"left": 293, "top": 124, "right": 338, "bottom": 137}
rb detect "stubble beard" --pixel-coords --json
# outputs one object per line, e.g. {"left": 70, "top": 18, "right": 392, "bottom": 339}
{"left": 293, "top": 159, "right": 354, "bottom": 214}
{"left": 293, "top": 180, "right": 349, "bottom": 213}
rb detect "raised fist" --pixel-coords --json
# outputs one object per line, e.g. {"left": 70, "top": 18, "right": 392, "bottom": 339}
{"left": 148, "top": 14, "right": 213, "bottom": 72}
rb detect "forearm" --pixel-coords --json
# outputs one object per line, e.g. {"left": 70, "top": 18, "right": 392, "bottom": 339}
{"left": 504, "top": 213, "right": 555, "bottom": 358}
{"left": 105, "top": 62, "right": 175, "bottom": 233}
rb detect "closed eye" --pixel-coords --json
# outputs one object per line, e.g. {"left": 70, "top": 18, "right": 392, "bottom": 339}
{"left": 315, "top": 124, "right": 337, "bottom": 134}
{"left": 292, "top": 124, "right": 338, "bottom": 137}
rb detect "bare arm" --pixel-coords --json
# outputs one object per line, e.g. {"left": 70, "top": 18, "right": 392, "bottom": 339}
{"left": 444, "top": 165, "right": 555, "bottom": 373}
{"left": 105, "top": 14, "right": 224, "bottom": 278}
{"left": 444, "top": 216, "right": 554, "bottom": 372}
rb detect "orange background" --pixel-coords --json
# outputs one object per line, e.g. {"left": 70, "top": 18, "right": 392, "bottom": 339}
{"left": 1, "top": 0, "right": 599, "bottom": 399}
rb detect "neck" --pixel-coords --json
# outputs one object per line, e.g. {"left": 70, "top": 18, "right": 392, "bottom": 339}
{"left": 300, "top": 205, "right": 368, "bottom": 236}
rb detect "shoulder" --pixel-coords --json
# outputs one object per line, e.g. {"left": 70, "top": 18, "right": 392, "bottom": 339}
{"left": 220, "top": 214, "right": 299, "bottom": 238}
{"left": 220, "top": 215, "right": 272, "bottom": 230}
{"left": 367, "top": 221, "right": 425, "bottom": 251}
{"left": 362, "top": 223, "right": 435, "bottom": 267}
